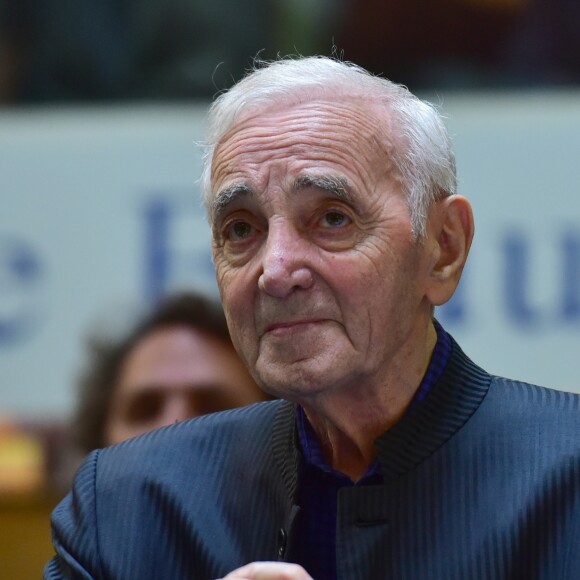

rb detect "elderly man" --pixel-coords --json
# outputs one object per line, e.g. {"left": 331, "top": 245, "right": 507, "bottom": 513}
{"left": 45, "top": 57, "right": 580, "bottom": 580}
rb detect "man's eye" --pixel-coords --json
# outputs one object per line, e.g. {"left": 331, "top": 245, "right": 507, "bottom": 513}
{"left": 321, "top": 211, "right": 350, "bottom": 228}
{"left": 227, "top": 221, "right": 254, "bottom": 240}
{"left": 125, "top": 391, "right": 163, "bottom": 424}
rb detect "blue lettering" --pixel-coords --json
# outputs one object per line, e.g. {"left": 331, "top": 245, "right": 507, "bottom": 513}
{"left": 143, "top": 195, "right": 216, "bottom": 303}
{"left": 562, "top": 230, "right": 580, "bottom": 322}
{"left": 143, "top": 199, "right": 171, "bottom": 304}
{"left": 0, "top": 235, "right": 43, "bottom": 347}
{"left": 502, "top": 232, "right": 546, "bottom": 329}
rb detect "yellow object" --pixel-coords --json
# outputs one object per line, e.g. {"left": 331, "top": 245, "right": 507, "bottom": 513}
{"left": 0, "top": 431, "right": 44, "bottom": 494}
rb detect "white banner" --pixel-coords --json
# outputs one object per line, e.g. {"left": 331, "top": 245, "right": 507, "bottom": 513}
{"left": 1, "top": 95, "right": 579, "bottom": 418}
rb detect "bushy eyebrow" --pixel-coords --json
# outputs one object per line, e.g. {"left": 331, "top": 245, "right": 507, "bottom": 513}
{"left": 211, "top": 174, "right": 354, "bottom": 226}
{"left": 293, "top": 174, "right": 354, "bottom": 203}
{"left": 211, "top": 183, "right": 253, "bottom": 224}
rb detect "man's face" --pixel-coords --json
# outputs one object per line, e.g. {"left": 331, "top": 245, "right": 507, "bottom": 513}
{"left": 104, "top": 325, "right": 264, "bottom": 445}
{"left": 211, "top": 99, "right": 436, "bottom": 401}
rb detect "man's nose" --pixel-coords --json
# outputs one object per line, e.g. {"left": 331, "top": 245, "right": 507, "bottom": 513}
{"left": 258, "top": 224, "right": 313, "bottom": 298}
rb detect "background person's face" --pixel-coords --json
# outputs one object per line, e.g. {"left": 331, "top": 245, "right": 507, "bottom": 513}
{"left": 211, "top": 99, "right": 436, "bottom": 402}
{"left": 104, "top": 325, "right": 264, "bottom": 445}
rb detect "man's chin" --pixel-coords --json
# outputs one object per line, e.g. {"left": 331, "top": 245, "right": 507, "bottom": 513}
{"left": 254, "top": 360, "right": 336, "bottom": 401}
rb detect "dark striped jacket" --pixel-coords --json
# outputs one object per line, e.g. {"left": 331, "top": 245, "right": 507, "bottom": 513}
{"left": 45, "top": 340, "right": 580, "bottom": 579}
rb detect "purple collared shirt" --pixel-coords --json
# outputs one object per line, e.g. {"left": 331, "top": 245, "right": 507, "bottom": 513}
{"left": 293, "top": 320, "right": 452, "bottom": 580}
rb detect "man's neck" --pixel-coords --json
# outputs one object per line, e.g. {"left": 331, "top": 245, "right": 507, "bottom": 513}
{"left": 301, "top": 320, "right": 438, "bottom": 482}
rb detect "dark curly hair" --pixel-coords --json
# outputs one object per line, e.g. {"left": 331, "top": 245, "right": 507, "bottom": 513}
{"left": 72, "top": 292, "right": 234, "bottom": 453}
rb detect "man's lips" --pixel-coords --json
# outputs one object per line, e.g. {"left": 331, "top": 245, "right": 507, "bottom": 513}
{"left": 264, "top": 319, "right": 326, "bottom": 336}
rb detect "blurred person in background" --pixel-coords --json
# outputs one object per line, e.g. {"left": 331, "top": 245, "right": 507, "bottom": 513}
{"left": 336, "top": 0, "right": 580, "bottom": 90}
{"left": 0, "top": 0, "right": 273, "bottom": 102}
{"left": 73, "top": 291, "right": 268, "bottom": 452}
{"left": 2, "top": 0, "right": 580, "bottom": 104}
{"left": 0, "top": 0, "right": 337, "bottom": 104}
{"left": 503, "top": 0, "right": 580, "bottom": 85}
{"left": 337, "top": 0, "right": 522, "bottom": 89}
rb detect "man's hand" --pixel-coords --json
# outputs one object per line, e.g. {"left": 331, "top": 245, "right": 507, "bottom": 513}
{"left": 219, "top": 561, "right": 313, "bottom": 579}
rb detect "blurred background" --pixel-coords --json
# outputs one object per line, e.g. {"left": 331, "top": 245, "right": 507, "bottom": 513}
{"left": 1, "top": 0, "right": 579, "bottom": 576}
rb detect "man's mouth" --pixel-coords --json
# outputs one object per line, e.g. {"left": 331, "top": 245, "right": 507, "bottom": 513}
{"left": 264, "top": 319, "right": 326, "bottom": 336}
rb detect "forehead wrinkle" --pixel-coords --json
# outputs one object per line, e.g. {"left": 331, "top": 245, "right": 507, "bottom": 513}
{"left": 215, "top": 99, "right": 389, "bottom": 167}
{"left": 211, "top": 100, "right": 400, "bottom": 214}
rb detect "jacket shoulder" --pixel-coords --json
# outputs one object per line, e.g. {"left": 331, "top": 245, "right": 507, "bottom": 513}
{"left": 46, "top": 400, "right": 290, "bottom": 578}
{"left": 488, "top": 375, "right": 580, "bottom": 414}
{"left": 475, "top": 376, "right": 580, "bottom": 446}
{"left": 98, "top": 399, "right": 286, "bottom": 479}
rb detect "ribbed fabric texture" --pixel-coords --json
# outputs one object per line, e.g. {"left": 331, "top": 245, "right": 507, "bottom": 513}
{"left": 45, "top": 340, "right": 580, "bottom": 579}
{"left": 46, "top": 402, "right": 291, "bottom": 579}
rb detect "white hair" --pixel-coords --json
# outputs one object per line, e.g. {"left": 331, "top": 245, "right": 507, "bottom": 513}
{"left": 201, "top": 56, "right": 456, "bottom": 236}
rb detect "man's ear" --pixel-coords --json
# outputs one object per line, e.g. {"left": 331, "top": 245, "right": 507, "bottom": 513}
{"left": 424, "top": 195, "right": 474, "bottom": 306}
